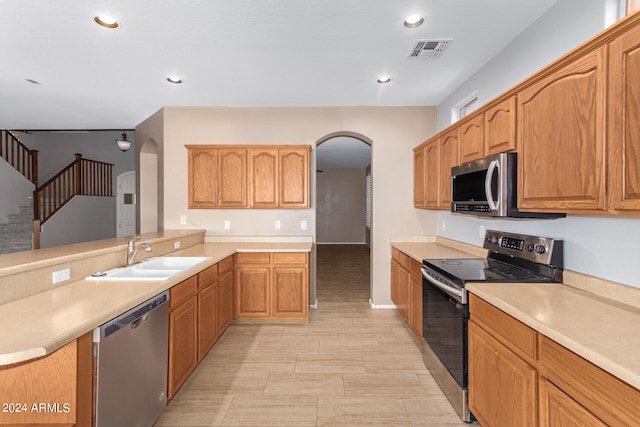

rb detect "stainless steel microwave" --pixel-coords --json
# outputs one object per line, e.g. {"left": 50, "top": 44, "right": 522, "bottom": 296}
{"left": 451, "top": 152, "right": 564, "bottom": 218}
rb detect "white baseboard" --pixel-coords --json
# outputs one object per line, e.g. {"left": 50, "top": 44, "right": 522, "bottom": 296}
{"left": 369, "top": 299, "right": 395, "bottom": 309}
{"left": 310, "top": 299, "right": 318, "bottom": 309}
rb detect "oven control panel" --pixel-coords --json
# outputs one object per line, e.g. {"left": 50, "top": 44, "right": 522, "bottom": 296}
{"left": 483, "top": 230, "right": 563, "bottom": 267}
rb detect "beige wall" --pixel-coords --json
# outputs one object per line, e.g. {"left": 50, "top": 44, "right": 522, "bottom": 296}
{"left": 136, "top": 106, "right": 438, "bottom": 306}
{"left": 317, "top": 168, "right": 366, "bottom": 244}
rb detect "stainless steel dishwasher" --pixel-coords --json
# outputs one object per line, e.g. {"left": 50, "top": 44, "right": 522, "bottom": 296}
{"left": 93, "top": 291, "right": 169, "bottom": 427}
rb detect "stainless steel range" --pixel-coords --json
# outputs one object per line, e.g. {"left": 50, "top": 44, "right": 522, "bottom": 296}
{"left": 421, "top": 230, "right": 563, "bottom": 422}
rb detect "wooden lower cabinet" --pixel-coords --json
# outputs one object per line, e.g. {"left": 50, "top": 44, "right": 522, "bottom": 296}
{"left": 470, "top": 294, "right": 640, "bottom": 426}
{"left": 0, "top": 332, "right": 92, "bottom": 426}
{"left": 272, "top": 266, "right": 308, "bottom": 317}
{"left": 198, "top": 281, "right": 218, "bottom": 360}
{"left": 235, "top": 252, "right": 309, "bottom": 321}
{"left": 169, "top": 257, "right": 236, "bottom": 399}
{"left": 539, "top": 378, "right": 607, "bottom": 427}
{"left": 390, "top": 248, "right": 423, "bottom": 340}
{"left": 218, "top": 268, "right": 234, "bottom": 333}
{"left": 168, "top": 290, "right": 198, "bottom": 399}
{"left": 236, "top": 266, "right": 270, "bottom": 316}
{"left": 468, "top": 319, "right": 537, "bottom": 427}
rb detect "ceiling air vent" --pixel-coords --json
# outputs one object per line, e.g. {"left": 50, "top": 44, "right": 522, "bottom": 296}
{"left": 408, "top": 39, "right": 452, "bottom": 59}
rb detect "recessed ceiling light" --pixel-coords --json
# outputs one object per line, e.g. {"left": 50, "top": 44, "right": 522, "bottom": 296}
{"left": 377, "top": 76, "right": 391, "bottom": 84}
{"left": 94, "top": 16, "right": 119, "bottom": 28}
{"left": 404, "top": 15, "right": 424, "bottom": 28}
{"left": 167, "top": 76, "right": 183, "bottom": 84}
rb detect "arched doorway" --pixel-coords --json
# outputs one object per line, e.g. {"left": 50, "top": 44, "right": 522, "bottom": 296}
{"left": 315, "top": 132, "right": 373, "bottom": 304}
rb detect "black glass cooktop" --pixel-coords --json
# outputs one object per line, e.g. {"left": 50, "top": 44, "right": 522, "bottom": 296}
{"left": 424, "top": 258, "right": 552, "bottom": 283}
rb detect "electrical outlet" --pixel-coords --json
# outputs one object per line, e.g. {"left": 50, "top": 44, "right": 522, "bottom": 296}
{"left": 224, "top": 220, "right": 231, "bottom": 230}
{"left": 479, "top": 225, "right": 486, "bottom": 238}
{"left": 52, "top": 268, "right": 70, "bottom": 284}
{"left": 174, "top": 241, "right": 181, "bottom": 249}
{"left": 300, "top": 220, "right": 307, "bottom": 230}
{"left": 275, "top": 220, "right": 281, "bottom": 230}
{"left": 442, "top": 221, "right": 446, "bottom": 232}
{"left": 179, "top": 215, "right": 187, "bottom": 225}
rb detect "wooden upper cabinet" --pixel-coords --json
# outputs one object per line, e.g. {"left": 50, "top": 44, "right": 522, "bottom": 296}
{"left": 187, "top": 145, "right": 310, "bottom": 209}
{"left": 424, "top": 138, "right": 440, "bottom": 208}
{"left": 485, "top": 96, "right": 517, "bottom": 156}
{"left": 438, "top": 128, "right": 460, "bottom": 209}
{"left": 517, "top": 46, "right": 607, "bottom": 212}
{"left": 608, "top": 24, "right": 640, "bottom": 212}
{"left": 279, "top": 147, "right": 310, "bottom": 208}
{"left": 413, "top": 146, "right": 426, "bottom": 207}
{"left": 218, "top": 148, "right": 247, "bottom": 207}
{"left": 459, "top": 114, "right": 484, "bottom": 163}
{"left": 188, "top": 148, "right": 218, "bottom": 207}
{"left": 250, "top": 148, "right": 278, "bottom": 208}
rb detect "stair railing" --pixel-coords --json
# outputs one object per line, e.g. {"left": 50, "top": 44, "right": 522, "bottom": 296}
{"left": 34, "top": 153, "right": 114, "bottom": 227}
{"left": 0, "top": 130, "right": 38, "bottom": 185}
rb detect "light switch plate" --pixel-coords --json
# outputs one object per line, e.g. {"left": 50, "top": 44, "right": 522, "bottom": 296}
{"left": 479, "top": 225, "right": 486, "bottom": 238}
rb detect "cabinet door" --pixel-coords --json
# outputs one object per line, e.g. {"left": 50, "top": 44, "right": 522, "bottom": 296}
{"left": 485, "top": 96, "right": 517, "bottom": 156}
{"left": 424, "top": 139, "right": 440, "bottom": 208}
{"left": 272, "top": 266, "right": 308, "bottom": 317}
{"left": 539, "top": 378, "right": 607, "bottom": 427}
{"left": 218, "top": 148, "right": 247, "bottom": 207}
{"left": 410, "top": 274, "right": 422, "bottom": 339}
{"left": 279, "top": 148, "right": 309, "bottom": 207}
{"left": 168, "top": 295, "right": 198, "bottom": 399}
{"left": 438, "top": 128, "right": 459, "bottom": 209}
{"left": 413, "top": 146, "right": 426, "bottom": 207}
{"left": 518, "top": 47, "right": 607, "bottom": 211}
{"left": 249, "top": 148, "right": 278, "bottom": 208}
{"left": 459, "top": 114, "right": 484, "bottom": 163}
{"left": 218, "top": 269, "right": 234, "bottom": 334}
{"left": 468, "top": 320, "right": 537, "bottom": 427}
{"left": 236, "top": 267, "right": 270, "bottom": 316}
{"left": 198, "top": 283, "right": 218, "bottom": 361}
{"left": 188, "top": 148, "right": 218, "bottom": 208}
{"left": 609, "top": 24, "right": 640, "bottom": 211}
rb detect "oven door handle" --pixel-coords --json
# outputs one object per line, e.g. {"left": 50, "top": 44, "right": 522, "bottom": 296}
{"left": 421, "top": 268, "right": 465, "bottom": 303}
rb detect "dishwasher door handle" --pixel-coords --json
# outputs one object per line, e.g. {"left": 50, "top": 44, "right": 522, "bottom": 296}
{"left": 131, "top": 313, "right": 150, "bottom": 329}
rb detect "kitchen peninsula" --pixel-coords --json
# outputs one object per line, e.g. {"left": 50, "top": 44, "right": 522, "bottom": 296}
{"left": 0, "top": 230, "right": 311, "bottom": 426}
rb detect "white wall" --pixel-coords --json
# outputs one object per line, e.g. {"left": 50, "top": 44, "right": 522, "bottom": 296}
{"left": 40, "top": 196, "right": 116, "bottom": 248}
{"left": 137, "top": 106, "right": 439, "bottom": 306}
{"left": 317, "top": 168, "right": 366, "bottom": 244}
{"left": 437, "top": 0, "right": 621, "bottom": 130}
{"left": 0, "top": 159, "right": 34, "bottom": 223}
{"left": 435, "top": 0, "right": 640, "bottom": 288}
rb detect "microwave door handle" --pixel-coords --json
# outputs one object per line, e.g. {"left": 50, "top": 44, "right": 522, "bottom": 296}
{"left": 485, "top": 160, "right": 500, "bottom": 211}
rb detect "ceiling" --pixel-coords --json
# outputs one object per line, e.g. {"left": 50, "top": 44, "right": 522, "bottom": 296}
{"left": 1, "top": 0, "right": 558, "bottom": 130}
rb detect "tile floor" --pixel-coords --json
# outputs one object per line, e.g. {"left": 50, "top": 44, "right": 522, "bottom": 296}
{"left": 155, "top": 245, "right": 471, "bottom": 426}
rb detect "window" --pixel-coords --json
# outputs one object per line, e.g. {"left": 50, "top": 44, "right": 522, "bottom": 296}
{"left": 451, "top": 91, "right": 479, "bottom": 124}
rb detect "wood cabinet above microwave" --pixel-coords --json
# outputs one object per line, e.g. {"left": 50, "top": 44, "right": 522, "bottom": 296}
{"left": 186, "top": 144, "right": 310, "bottom": 209}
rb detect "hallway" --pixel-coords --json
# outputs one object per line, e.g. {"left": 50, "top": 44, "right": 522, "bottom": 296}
{"left": 156, "top": 245, "right": 467, "bottom": 426}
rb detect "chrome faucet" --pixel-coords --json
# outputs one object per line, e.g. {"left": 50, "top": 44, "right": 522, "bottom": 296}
{"left": 127, "top": 236, "right": 152, "bottom": 265}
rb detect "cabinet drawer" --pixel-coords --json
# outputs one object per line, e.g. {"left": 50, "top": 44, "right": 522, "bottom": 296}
{"left": 391, "top": 248, "right": 411, "bottom": 270}
{"left": 236, "top": 252, "right": 270, "bottom": 265}
{"left": 198, "top": 263, "right": 218, "bottom": 289}
{"left": 469, "top": 294, "right": 537, "bottom": 361}
{"left": 410, "top": 258, "right": 422, "bottom": 278}
{"left": 218, "top": 255, "right": 234, "bottom": 273}
{"left": 539, "top": 335, "right": 640, "bottom": 426}
{"left": 273, "top": 252, "right": 307, "bottom": 265}
{"left": 170, "top": 275, "right": 198, "bottom": 308}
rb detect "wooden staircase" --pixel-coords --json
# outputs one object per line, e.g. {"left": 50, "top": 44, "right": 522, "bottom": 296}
{"left": 1, "top": 130, "right": 114, "bottom": 251}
